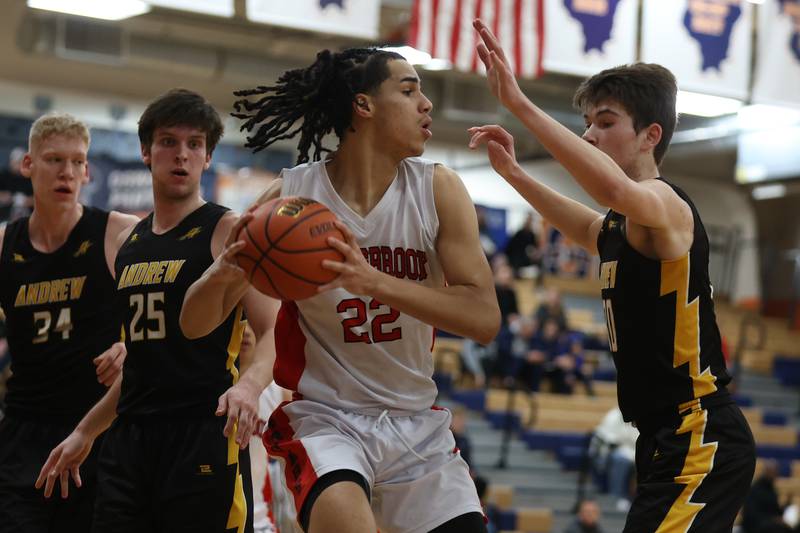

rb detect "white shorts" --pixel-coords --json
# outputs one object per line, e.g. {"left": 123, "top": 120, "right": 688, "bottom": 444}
{"left": 264, "top": 400, "right": 483, "bottom": 533}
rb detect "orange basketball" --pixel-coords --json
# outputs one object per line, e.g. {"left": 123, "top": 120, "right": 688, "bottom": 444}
{"left": 236, "top": 197, "right": 346, "bottom": 300}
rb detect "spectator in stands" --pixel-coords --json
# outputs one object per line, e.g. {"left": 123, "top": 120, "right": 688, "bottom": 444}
{"left": 477, "top": 205, "right": 498, "bottom": 259}
{"left": 491, "top": 262, "right": 520, "bottom": 385}
{"left": 0, "top": 147, "right": 33, "bottom": 223}
{"left": 590, "top": 407, "right": 638, "bottom": 512}
{"left": 535, "top": 287, "right": 567, "bottom": 334}
{"left": 462, "top": 260, "right": 521, "bottom": 387}
{"left": 742, "top": 460, "right": 790, "bottom": 533}
{"left": 564, "top": 499, "right": 605, "bottom": 533}
{"left": 519, "top": 317, "right": 583, "bottom": 394}
{"left": 504, "top": 212, "right": 541, "bottom": 278}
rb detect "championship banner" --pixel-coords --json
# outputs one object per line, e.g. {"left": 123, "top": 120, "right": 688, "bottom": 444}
{"left": 752, "top": 0, "right": 800, "bottom": 107}
{"left": 246, "top": 0, "right": 379, "bottom": 39}
{"left": 542, "top": 0, "right": 638, "bottom": 77}
{"left": 641, "top": 0, "right": 753, "bottom": 99}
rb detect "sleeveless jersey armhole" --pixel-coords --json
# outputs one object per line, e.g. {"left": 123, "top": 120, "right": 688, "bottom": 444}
{"left": 422, "top": 161, "right": 439, "bottom": 249}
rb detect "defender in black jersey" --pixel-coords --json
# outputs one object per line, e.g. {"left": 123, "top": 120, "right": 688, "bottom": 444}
{"left": 0, "top": 113, "right": 136, "bottom": 533}
{"left": 38, "top": 90, "right": 278, "bottom": 533}
{"left": 470, "top": 21, "right": 755, "bottom": 532}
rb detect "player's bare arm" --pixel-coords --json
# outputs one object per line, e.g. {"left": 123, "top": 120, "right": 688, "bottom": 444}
{"left": 90, "top": 211, "right": 140, "bottom": 387}
{"left": 474, "top": 19, "right": 693, "bottom": 257}
{"left": 180, "top": 211, "right": 279, "bottom": 448}
{"left": 180, "top": 212, "right": 253, "bottom": 338}
{"left": 35, "top": 374, "right": 123, "bottom": 499}
{"left": 218, "top": 286, "right": 279, "bottom": 449}
{"left": 468, "top": 124, "right": 605, "bottom": 254}
{"left": 320, "top": 165, "right": 500, "bottom": 345}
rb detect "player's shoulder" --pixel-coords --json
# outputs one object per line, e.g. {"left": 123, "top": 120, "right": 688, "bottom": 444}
{"left": 107, "top": 210, "right": 140, "bottom": 235}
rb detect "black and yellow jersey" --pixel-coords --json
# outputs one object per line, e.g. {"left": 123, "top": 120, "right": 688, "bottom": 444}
{"left": 597, "top": 179, "right": 730, "bottom": 423}
{"left": 115, "top": 202, "right": 245, "bottom": 417}
{"left": 0, "top": 206, "right": 118, "bottom": 419}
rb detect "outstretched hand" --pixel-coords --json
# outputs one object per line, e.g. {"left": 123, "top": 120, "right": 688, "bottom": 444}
{"left": 319, "top": 220, "right": 378, "bottom": 296}
{"left": 468, "top": 124, "right": 520, "bottom": 179}
{"left": 35, "top": 430, "right": 94, "bottom": 499}
{"left": 473, "top": 19, "right": 524, "bottom": 110}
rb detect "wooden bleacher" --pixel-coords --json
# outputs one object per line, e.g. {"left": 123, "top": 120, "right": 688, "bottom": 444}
{"left": 509, "top": 507, "right": 554, "bottom": 533}
{"left": 486, "top": 484, "right": 514, "bottom": 511}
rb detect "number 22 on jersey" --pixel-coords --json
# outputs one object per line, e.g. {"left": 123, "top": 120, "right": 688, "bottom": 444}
{"left": 337, "top": 298, "right": 402, "bottom": 344}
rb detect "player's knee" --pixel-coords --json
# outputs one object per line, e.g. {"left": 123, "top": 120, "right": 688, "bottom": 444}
{"left": 304, "top": 470, "right": 373, "bottom": 533}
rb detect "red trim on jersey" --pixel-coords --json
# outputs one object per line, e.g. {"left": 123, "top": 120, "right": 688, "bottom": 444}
{"left": 263, "top": 402, "right": 318, "bottom": 516}
{"left": 274, "top": 301, "right": 306, "bottom": 393}
{"left": 262, "top": 464, "right": 277, "bottom": 531}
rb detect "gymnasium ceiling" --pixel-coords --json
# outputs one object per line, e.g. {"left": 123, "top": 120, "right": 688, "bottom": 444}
{"left": 0, "top": 0, "right": 752, "bottom": 184}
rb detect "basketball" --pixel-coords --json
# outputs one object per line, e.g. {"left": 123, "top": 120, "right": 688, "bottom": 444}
{"left": 236, "top": 197, "right": 346, "bottom": 301}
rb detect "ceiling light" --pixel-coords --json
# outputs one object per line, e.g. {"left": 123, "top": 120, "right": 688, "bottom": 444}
{"left": 28, "top": 0, "right": 150, "bottom": 20}
{"left": 382, "top": 46, "right": 432, "bottom": 66}
{"left": 677, "top": 90, "right": 743, "bottom": 117}
{"left": 751, "top": 183, "right": 787, "bottom": 200}
{"left": 738, "top": 104, "right": 800, "bottom": 131}
{"left": 745, "top": 0, "right": 765, "bottom": 4}
{"left": 145, "top": 0, "right": 234, "bottom": 17}
{"left": 422, "top": 58, "right": 453, "bottom": 71}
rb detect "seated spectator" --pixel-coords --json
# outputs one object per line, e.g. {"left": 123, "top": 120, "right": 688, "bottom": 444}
{"left": 504, "top": 212, "right": 541, "bottom": 278}
{"left": 565, "top": 499, "right": 605, "bottom": 533}
{"left": 535, "top": 287, "right": 567, "bottom": 334}
{"left": 590, "top": 407, "right": 638, "bottom": 512}
{"left": 742, "top": 460, "right": 791, "bottom": 533}
{"left": 462, "top": 259, "right": 522, "bottom": 388}
{"left": 518, "top": 318, "right": 584, "bottom": 394}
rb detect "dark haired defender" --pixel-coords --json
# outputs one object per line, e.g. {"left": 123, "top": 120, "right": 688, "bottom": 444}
{"left": 181, "top": 48, "right": 500, "bottom": 532}
{"left": 37, "top": 89, "right": 280, "bottom": 533}
{"left": 469, "top": 20, "right": 755, "bottom": 533}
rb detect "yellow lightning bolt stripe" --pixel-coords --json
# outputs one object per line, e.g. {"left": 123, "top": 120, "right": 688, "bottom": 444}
{"left": 655, "top": 409, "right": 718, "bottom": 533}
{"left": 660, "top": 253, "right": 717, "bottom": 399}
{"left": 224, "top": 304, "right": 247, "bottom": 533}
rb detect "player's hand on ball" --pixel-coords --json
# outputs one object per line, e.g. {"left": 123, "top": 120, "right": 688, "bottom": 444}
{"left": 216, "top": 377, "right": 261, "bottom": 450}
{"left": 35, "top": 430, "right": 94, "bottom": 499}
{"left": 319, "top": 220, "right": 379, "bottom": 296}
{"left": 93, "top": 341, "right": 126, "bottom": 386}
{"left": 209, "top": 213, "right": 254, "bottom": 286}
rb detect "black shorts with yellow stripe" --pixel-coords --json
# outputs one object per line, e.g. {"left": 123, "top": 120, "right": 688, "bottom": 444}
{"left": 92, "top": 415, "right": 253, "bottom": 533}
{"left": 624, "top": 397, "right": 756, "bottom": 533}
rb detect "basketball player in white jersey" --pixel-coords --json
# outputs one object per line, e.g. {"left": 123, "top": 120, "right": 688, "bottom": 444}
{"left": 181, "top": 48, "right": 501, "bottom": 533}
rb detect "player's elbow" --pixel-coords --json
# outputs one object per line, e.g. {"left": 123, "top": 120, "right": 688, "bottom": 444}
{"left": 473, "top": 301, "right": 501, "bottom": 345}
{"left": 179, "top": 308, "right": 209, "bottom": 340}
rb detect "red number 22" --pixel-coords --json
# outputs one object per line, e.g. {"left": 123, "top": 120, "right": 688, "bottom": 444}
{"left": 336, "top": 298, "right": 401, "bottom": 344}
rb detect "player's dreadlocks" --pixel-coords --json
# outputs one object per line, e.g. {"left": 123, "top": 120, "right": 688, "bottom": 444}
{"left": 233, "top": 47, "right": 404, "bottom": 165}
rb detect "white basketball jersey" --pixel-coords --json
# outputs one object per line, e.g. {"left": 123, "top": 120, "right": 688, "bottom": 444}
{"left": 275, "top": 157, "right": 444, "bottom": 413}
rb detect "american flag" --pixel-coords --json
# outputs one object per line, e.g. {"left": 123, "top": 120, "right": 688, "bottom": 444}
{"left": 408, "top": 0, "right": 545, "bottom": 78}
